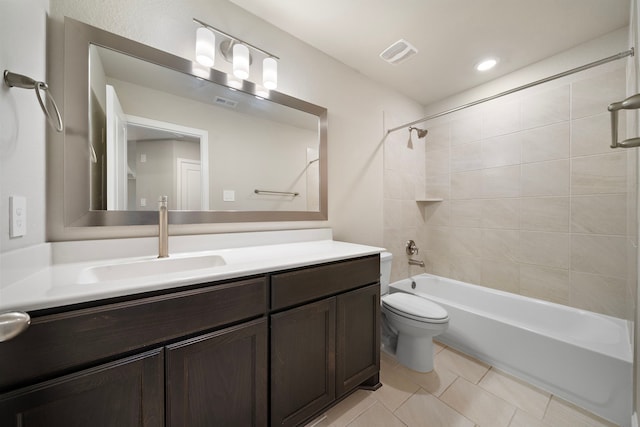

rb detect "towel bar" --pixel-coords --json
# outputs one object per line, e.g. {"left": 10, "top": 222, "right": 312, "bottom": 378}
{"left": 608, "top": 93, "right": 640, "bottom": 149}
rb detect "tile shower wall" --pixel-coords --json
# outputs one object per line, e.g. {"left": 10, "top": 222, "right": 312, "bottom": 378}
{"left": 384, "top": 62, "right": 637, "bottom": 319}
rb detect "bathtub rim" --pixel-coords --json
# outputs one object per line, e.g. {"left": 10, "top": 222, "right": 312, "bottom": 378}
{"left": 388, "top": 273, "right": 633, "bottom": 363}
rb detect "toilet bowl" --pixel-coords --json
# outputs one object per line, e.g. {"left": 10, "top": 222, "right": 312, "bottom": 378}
{"left": 379, "top": 251, "right": 449, "bottom": 372}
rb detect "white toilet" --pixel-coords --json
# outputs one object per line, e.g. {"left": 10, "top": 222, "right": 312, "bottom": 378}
{"left": 379, "top": 251, "right": 449, "bottom": 373}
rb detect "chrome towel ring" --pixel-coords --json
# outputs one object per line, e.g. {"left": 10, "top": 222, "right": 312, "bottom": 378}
{"left": 4, "top": 70, "right": 64, "bottom": 132}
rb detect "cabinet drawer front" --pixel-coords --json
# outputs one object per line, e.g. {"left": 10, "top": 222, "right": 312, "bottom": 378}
{"left": 271, "top": 255, "right": 379, "bottom": 310}
{"left": 0, "top": 277, "right": 267, "bottom": 391}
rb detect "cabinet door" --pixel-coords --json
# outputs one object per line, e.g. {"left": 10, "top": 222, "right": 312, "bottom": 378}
{"left": 336, "top": 284, "right": 380, "bottom": 397}
{"left": 271, "top": 298, "right": 336, "bottom": 427}
{"left": 0, "top": 348, "right": 164, "bottom": 427}
{"left": 166, "top": 318, "right": 268, "bottom": 427}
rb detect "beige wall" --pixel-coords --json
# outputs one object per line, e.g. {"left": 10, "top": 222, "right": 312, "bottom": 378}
{"left": 384, "top": 36, "right": 635, "bottom": 320}
{"left": 46, "top": 0, "right": 423, "bottom": 245}
{"left": 0, "top": 0, "right": 49, "bottom": 253}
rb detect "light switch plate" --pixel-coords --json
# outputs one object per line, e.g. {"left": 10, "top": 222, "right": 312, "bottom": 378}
{"left": 223, "top": 190, "right": 235, "bottom": 202}
{"left": 9, "top": 196, "right": 26, "bottom": 238}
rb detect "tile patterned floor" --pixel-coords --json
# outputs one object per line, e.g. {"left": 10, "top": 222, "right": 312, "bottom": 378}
{"left": 306, "top": 342, "right": 619, "bottom": 427}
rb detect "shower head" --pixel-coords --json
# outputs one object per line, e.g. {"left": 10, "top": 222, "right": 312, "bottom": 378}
{"left": 409, "top": 126, "right": 428, "bottom": 139}
{"left": 407, "top": 126, "right": 428, "bottom": 149}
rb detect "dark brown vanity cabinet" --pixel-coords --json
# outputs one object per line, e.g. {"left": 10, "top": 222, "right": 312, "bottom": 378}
{"left": 0, "top": 254, "right": 380, "bottom": 427}
{"left": 0, "top": 277, "right": 268, "bottom": 426}
{"left": 270, "top": 255, "right": 381, "bottom": 427}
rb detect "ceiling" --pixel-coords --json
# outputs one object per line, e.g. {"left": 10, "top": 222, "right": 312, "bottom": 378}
{"left": 229, "top": 0, "right": 630, "bottom": 106}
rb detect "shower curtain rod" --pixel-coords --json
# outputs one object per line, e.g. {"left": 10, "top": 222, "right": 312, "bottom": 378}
{"left": 386, "top": 48, "right": 634, "bottom": 135}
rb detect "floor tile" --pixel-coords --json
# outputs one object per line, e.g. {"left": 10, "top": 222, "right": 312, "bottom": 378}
{"left": 373, "top": 362, "right": 421, "bottom": 412}
{"left": 509, "top": 409, "right": 551, "bottom": 427}
{"left": 394, "top": 388, "right": 475, "bottom": 427}
{"left": 479, "top": 368, "right": 550, "bottom": 419}
{"left": 543, "top": 396, "right": 618, "bottom": 427}
{"left": 381, "top": 349, "right": 400, "bottom": 369}
{"left": 434, "top": 347, "right": 490, "bottom": 384}
{"left": 392, "top": 361, "right": 458, "bottom": 397}
{"left": 440, "top": 377, "right": 516, "bottom": 427}
{"left": 307, "top": 390, "right": 377, "bottom": 427}
{"left": 347, "top": 401, "right": 406, "bottom": 427}
{"left": 312, "top": 347, "right": 618, "bottom": 427}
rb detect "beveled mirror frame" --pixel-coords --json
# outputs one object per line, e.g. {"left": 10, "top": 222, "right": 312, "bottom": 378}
{"left": 63, "top": 17, "right": 327, "bottom": 226}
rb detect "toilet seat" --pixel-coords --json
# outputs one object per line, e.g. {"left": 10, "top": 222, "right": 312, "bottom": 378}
{"left": 382, "top": 293, "right": 448, "bottom": 324}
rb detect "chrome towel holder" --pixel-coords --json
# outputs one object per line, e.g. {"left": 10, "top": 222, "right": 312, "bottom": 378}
{"left": 254, "top": 189, "right": 299, "bottom": 197}
{"left": 3, "top": 70, "right": 63, "bottom": 132}
{"left": 609, "top": 93, "right": 640, "bottom": 149}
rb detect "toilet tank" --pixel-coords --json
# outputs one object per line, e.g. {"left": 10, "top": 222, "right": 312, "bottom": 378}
{"left": 380, "top": 251, "right": 393, "bottom": 295}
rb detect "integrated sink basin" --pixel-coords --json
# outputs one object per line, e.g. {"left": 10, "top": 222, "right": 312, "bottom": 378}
{"left": 76, "top": 254, "right": 227, "bottom": 284}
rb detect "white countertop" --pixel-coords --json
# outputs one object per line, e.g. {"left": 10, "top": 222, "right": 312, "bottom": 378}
{"left": 0, "top": 237, "right": 383, "bottom": 313}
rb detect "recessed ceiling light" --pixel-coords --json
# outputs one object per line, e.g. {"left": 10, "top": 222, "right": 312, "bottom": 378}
{"left": 476, "top": 58, "right": 498, "bottom": 71}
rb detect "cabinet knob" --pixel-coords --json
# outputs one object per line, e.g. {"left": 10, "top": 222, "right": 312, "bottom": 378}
{"left": 0, "top": 312, "right": 30, "bottom": 342}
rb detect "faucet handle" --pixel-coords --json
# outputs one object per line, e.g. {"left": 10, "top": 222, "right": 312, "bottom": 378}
{"left": 405, "top": 240, "right": 419, "bottom": 255}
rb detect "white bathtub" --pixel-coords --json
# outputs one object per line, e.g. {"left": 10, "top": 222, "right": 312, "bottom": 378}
{"left": 389, "top": 273, "right": 632, "bottom": 427}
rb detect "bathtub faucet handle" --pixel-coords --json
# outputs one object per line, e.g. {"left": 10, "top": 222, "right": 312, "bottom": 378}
{"left": 406, "top": 240, "right": 419, "bottom": 255}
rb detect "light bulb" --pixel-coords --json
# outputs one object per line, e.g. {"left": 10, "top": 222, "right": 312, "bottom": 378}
{"left": 195, "top": 27, "right": 215, "bottom": 67}
{"left": 263, "top": 57, "right": 278, "bottom": 90}
{"left": 233, "top": 43, "right": 250, "bottom": 80}
{"left": 227, "top": 75, "right": 243, "bottom": 90}
{"left": 255, "top": 86, "right": 269, "bottom": 98}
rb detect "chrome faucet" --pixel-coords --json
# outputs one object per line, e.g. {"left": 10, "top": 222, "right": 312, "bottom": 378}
{"left": 406, "top": 240, "right": 424, "bottom": 267}
{"left": 406, "top": 240, "right": 419, "bottom": 255}
{"left": 158, "top": 196, "right": 169, "bottom": 258}
{"left": 408, "top": 258, "right": 425, "bottom": 267}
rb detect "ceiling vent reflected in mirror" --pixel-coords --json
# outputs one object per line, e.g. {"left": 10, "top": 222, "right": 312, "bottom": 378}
{"left": 379, "top": 39, "right": 418, "bottom": 65}
{"left": 214, "top": 96, "right": 238, "bottom": 108}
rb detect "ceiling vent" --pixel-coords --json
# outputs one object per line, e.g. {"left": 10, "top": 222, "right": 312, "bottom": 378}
{"left": 214, "top": 96, "right": 238, "bottom": 108}
{"left": 379, "top": 39, "right": 418, "bottom": 65}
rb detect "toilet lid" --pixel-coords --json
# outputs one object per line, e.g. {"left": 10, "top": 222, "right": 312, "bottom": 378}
{"left": 382, "top": 292, "right": 448, "bottom": 322}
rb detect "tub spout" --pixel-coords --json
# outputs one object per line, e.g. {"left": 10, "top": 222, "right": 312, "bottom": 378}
{"left": 408, "top": 258, "right": 425, "bottom": 267}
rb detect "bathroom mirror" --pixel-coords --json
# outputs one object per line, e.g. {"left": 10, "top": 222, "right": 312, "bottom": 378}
{"left": 63, "top": 17, "right": 327, "bottom": 226}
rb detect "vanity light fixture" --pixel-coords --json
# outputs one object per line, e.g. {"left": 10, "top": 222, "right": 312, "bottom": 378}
{"left": 193, "top": 18, "right": 279, "bottom": 90}
{"left": 255, "top": 86, "right": 270, "bottom": 99}
{"left": 226, "top": 74, "right": 243, "bottom": 90}
{"left": 475, "top": 57, "right": 498, "bottom": 71}
{"left": 263, "top": 57, "right": 278, "bottom": 89}
{"left": 195, "top": 27, "right": 216, "bottom": 67}
{"left": 233, "top": 43, "right": 250, "bottom": 79}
